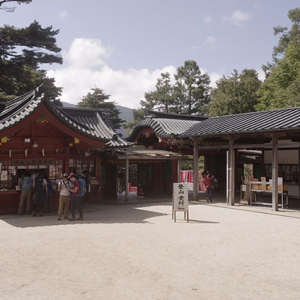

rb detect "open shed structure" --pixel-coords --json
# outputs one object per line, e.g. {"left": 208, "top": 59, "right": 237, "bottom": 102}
{"left": 128, "top": 108, "right": 300, "bottom": 211}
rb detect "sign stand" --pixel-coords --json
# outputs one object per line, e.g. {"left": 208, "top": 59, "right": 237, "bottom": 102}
{"left": 172, "top": 183, "right": 189, "bottom": 223}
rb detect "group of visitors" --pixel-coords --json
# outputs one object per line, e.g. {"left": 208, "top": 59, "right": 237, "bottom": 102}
{"left": 17, "top": 171, "right": 88, "bottom": 221}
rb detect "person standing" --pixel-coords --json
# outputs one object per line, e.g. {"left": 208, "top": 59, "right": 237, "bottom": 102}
{"left": 44, "top": 174, "right": 53, "bottom": 213}
{"left": 18, "top": 172, "right": 32, "bottom": 215}
{"left": 203, "top": 171, "right": 214, "bottom": 203}
{"left": 32, "top": 171, "right": 48, "bottom": 216}
{"left": 82, "top": 170, "right": 90, "bottom": 202}
{"left": 69, "top": 174, "right": 83, "bottom": 221}
{"left": 57, "top": 173, "right": 72, "bottom": 221}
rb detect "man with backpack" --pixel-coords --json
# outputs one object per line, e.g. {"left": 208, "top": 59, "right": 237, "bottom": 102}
{"left": 32, "top": 171, "right": 48, "bottom": 216}
{"left": 18, "top": 172, "right": 32, "bottom": 215}
{"left": 69, "top": 173, "right": 84, "bottom": 221}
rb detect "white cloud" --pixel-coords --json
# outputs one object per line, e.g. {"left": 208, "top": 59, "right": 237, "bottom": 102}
{"left": 209, "top": 72, "right": 223, "bottom": 88}
{"left": 223, "top": 10, "right": 251, "bottom": 25}
{"left": 66, "top": 38, "right": 112, "bottom": 69}
{"left": 203, "top": 36, "right": 216, "bottom": 45}
{"left": 203, "top": 15, "right": 215, "bottom": 23}
{"left": 48, "top": 38, "right": 176, "bottom": 108}
{"left": 59, "top": 10, "right": 68, "bottom": 19}
{"left": 48, "top": 38, "right": 221, "bottom": 108}
{"left": 257, "top": 68, "right": 266, "bottom": 82}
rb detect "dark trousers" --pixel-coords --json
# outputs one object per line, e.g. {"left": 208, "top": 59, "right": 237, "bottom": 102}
{"left": 45, "top": 192, "right": 53, "bottom": 213}
{"left": 33, "top": 191, "right": 45, "bottom": 213}
{"left": 207, "top": 187, "right": 213, "bottom": 200}
{"left": 71, "top": 196, "right": 83, "bottom": 219}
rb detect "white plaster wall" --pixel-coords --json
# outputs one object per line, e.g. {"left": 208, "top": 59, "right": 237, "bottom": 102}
{"left": 264, "top": 150, "right": 299, "bottom": 164}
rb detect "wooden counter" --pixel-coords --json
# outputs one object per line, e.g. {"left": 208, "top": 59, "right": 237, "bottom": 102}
{"left": 0, "top": 190, "right": 59, "bottom": 215}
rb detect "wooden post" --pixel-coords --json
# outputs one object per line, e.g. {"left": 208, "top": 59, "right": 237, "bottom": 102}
{"left": 228, "top": 137, "right": 235, "bottom": 206}
{"left": 272, "top": 135, "right": 278, "bottom": 211}
{"left": 193, "top": 139, "right": 199, "bottom": 201}
{"left": 177, "top": 159, "right": 181, "bottom": 183}
{"left": 226, "top": 151, "right": 229, "bottom": 205}
{"left": 125, "top": 158, "right": 129, "bottom": 204}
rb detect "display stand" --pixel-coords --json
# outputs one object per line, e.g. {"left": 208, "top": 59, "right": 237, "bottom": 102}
{"left": 250, "top": 181, "right": 288, "bottom": 209}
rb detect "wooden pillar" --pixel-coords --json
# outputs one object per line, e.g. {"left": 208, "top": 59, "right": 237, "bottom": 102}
{"left": 64, "top": 147, "right": 70, "bottom": 174}
{"left": 298, "top": 147, "right": 300, "bottom": 199}
{"left": 228, "top": 137, "right": 235, "bottom": 206}
{"left": 177, "top": 159, "right": 181, "bottom": 182}
{"left": 193, "top": 139, "right": 199, "bottom": 201}
{"left": 272, "top": 135, "right": 278, "bottom": 211}
{"left": 226, "top": 151, "right": 229, "bottom": 205}
{"left": 125, "top": 158, "right": 129, "bottom": 204}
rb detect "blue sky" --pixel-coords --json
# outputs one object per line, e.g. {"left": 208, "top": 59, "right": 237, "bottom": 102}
{"left": 1, "top": 0, "right": 300, "bottom": 108}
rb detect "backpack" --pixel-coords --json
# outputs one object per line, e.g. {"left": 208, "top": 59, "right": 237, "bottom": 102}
{"left": 75, "top": 178, "right": 86, "bottom": 197}
{"left": 22, "top": 177, "right": 32, "bottom": 190}
{"left": 46, "top": 179, "right": 53, "bottom": 193}
{"left": 34, "top": 176, "right": 44, "bottom": 192}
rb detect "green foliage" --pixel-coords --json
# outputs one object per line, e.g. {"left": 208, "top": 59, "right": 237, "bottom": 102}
{"left": 256, "top": 41, "right": 300, "bottom": 110}
{"left": 123, "top": 108, "right": 145, "bottom": 136}
{"left": 262, "top": 7, "right": 300, "bottom": 76}
{"left": 272, "top": 8, "right": 300, "bottom": 62}
{"left": 78, "top": 87, "right": 124, "bottom": 130}
{"left": 140, "top": 72, "right": 175, "bottom": 113}
{"left": 174, "top": 60, "right": 211, "bottom": 115}
{"left": 140, "top": 60, "right": 211, "bottom": 115}
{"left": 0, "top": 6, "right": 63, "bottom": 102}
{"left": 209, "top": 69, "right": 261, "bottom": 116}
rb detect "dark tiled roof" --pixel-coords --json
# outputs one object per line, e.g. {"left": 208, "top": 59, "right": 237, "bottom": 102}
{"left": 0, "top": 87, "right": 131, "bottom": 148}
{"left": 127, "top": 117, "right": 200, "bottom": 141}
{"left": 0, "top": 88, "right": 42, "bottom": 131}
{"left": 181, "top": 107, "right": 300, "bottom": 138}
{"left": 60, "top": 107, "right": 131, "bottom": 148}
{"left": 147, "top": 110, "right": 208, "bottom": 121}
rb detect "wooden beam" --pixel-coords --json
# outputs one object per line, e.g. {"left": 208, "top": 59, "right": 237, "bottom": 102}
{"left": 272, "top": 135, "right": 278, "bottom": 211}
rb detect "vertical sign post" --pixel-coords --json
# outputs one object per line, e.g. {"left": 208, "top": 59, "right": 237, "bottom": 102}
{"left": 172, "top": 183, "right": 189, "bottom": 223}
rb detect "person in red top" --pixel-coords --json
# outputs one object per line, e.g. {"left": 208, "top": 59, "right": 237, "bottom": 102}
{"left": 203, "top": 171, "right": 214, "bottom": 203}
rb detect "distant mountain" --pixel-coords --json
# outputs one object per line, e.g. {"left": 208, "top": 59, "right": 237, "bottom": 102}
{"left": 61, "top": 102, "right": 133, "bottom": 137}
{"left": 116, "top": 105, "right": 134, "bottom": 137}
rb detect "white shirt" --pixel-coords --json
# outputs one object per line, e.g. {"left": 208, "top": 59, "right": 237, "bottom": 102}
{"left": 58, "top": 179, "right": 72, "bottom": 196}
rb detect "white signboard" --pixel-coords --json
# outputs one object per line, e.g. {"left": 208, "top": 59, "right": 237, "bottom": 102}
{"left": 172, "top": 183, "right": 189, "bottom": 222}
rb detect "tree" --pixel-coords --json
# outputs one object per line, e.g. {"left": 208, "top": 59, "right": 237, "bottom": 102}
{"left": 78, "top": 87, "right": 124, "bottom": 130}
{"left": 0, "top": 2, "right": 62, "bottom": 103}
{"left": 174, "top": 60, "right": 211, "bottom": 115}
{"left": 140, "top": 61, "right": 211, "bottom": 116}
{"left": 262, "top": 8, "right": 300, "bottom": 76}
{"left": 123, "top": 108, "right": 145, "bottom": 136}
{"left": 209, "top": 69, "right": 261, "bottom": 116}
{"left": 256, "top": 41, "right": 300, "bottom": 110}
{"left": 140, "top": 73, "right": 175, "bottom": 113}
{"left": 0, "top": 0, "right": 32, "bottom": 12}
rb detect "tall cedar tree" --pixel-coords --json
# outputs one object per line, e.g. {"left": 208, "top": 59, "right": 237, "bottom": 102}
{"left": 78, "top": 88, "right": 124, "bottom": 131}
{"left": 174, "top": 60, "right": 211, "bottom": 115}
{"left": 140, "top": 60, "right": 211, "bottom": 115}
{"left": 140, "top": 73, "right": 175, "bottom": 113}
{"left": 0, "top": 1, "right": 62, "bottom": 104}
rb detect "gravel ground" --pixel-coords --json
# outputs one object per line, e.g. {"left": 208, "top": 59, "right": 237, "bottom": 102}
{"left": 1, "top": 202, "right": 300, "bottom": 300}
